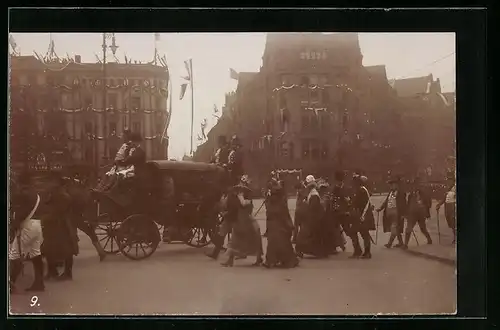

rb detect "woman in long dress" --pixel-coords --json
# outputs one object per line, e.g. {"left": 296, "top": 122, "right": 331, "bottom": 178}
{"left": 221, "top": 175, "right": 263, "bottom": 267}
{"left": 263, "top": 177, "right": 299, "bottom": 268}
{"left": 295, "top": 175, "right": 328, "bottom": 258}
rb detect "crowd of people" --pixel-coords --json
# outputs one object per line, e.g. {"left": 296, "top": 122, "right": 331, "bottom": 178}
{"left": 205, "top": 134, "right": 457, "bottom": 267}
{"left": 8, "top": 131, "right": 457, "bottom": 293}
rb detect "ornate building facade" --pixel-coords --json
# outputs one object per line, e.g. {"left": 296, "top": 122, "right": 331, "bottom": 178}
{"left": 9, "top": 52, "right": 170, "bottom": 173}
{"left": 194, "top": 33, "right": 455, "bottom": 186}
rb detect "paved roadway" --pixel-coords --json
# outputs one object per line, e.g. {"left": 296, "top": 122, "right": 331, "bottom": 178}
{"left": 9, "top": 196, "right": 456, "bottom": 315}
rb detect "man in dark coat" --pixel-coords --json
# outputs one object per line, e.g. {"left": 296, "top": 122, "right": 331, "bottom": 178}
{"left": 330, "top": 170, "right": 350, "bottom": 252}
{"left": 348, "top": 174, "right": 376, "bottom": 259}
{"left": 42, "top": 172, "right": 79, "bottom": 281}
{"left": 403, "top": 177, "right": 433, "bottom": 249}
{"left": 376, "top": 177, "right": 407, "bottom": 248}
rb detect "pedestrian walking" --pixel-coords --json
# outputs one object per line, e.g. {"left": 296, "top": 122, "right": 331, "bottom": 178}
{"left": 292, "top": 180, "right": 307, "bottom": 244}
{"left": 347, "top": 174, "right": 376, "bottom": 259}
{"left": 42, "top": 172, "right": 79, "bottom": 281}
{"left": 403, "top": 177, "right": 433, "bottom": 249}
{"left": 295, "top": 175, "right": 328, "bottom": 258}
{"left": 9, "top": 172, "right": 45, "bottom": 293}
{"left": 221, "top": 175, "right": 263, "bottom": 267}
{"left": 330, "top": 170, "right": 350, "bottom": 252}
{"left": 263, "top": 175, "right": 298, "bottom": 268}
{"left": 376, "top": 176, "right": 407, "bottom": 248}
{"left": 436, "top": 172, "right": 456, "bottom": 244}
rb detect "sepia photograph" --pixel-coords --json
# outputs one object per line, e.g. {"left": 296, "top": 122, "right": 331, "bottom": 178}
{"left": 8, "top": 31, "right": 456, "bottom": 315}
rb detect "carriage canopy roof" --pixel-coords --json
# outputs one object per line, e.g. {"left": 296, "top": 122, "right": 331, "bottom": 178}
{"left": 147, "top": 160, "right": 223, "bottom": 172}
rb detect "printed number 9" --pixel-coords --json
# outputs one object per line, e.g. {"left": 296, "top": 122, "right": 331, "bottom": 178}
{"left": 30, "top": 296, "right": 38, "bottom": 307}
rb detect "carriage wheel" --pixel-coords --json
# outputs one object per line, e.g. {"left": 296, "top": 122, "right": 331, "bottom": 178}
{"left": 116, "top": 214, "right": 160, "bottom": 261}
{"left": 183, "top": 226, "right": 213, "bottom": 248}
{"left": 207, "top": 211, "right": 227, "bottom": 244}
{"left": 94, "top": 216, "right": 121, "bottom": 254}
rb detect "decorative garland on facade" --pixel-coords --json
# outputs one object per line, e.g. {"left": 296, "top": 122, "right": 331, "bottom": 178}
{"left": 13, "top": 107, "right": 166, "bottom": 114}
{"left": 273, "top": 83, "right": 354, "bottom": 93}
{"left": 14, "top": 82, "right": 169, "bottom": 98}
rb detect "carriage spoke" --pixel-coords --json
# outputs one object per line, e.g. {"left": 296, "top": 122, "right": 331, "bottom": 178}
{"left": 140, "top": 244, "right": 147, "bottom": 256}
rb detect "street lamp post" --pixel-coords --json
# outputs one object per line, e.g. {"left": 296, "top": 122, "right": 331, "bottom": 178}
{"left": 101, "top": 33, "right": 118, "bottom": 163}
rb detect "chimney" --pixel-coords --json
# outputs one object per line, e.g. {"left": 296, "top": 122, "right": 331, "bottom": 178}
{"left": 75, "top": 55, "right": 81, "bottom": 63}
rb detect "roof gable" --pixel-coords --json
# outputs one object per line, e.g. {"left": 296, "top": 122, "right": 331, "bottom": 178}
{"left": 392, "top": 75, "right": 433, "bottom": 97}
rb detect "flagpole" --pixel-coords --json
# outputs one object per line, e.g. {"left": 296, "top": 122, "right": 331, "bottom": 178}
{"left": 189, "top": 59, "right": 194, "bottom": 156}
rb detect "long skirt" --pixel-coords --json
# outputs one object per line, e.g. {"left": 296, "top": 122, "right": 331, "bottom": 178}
{"left": 42, "top": 218, "right": 79, "bottom": 262}
{"left": 227, "top": 212, "right": 263, "bottom": 258}
{"left": 266, "top": 220, "right": 298, "bottom": 267}
{"left": 296, "top": 218, "right": 327, "bottom": 257}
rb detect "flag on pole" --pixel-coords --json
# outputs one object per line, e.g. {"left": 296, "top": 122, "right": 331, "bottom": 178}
{"left": 179, "top": 83, "right": 188, "bottom": 100}
{"left": 184, "top": 59, "right": 192, "bottom": 81}
{"left": 201, "top": 118, "right": 207, "bottom": 139}
{"left": 229, "top": 68, "right": 239, "bottom": 80}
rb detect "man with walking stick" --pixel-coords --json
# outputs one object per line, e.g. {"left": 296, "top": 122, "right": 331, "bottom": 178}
{"left": 376, "top": 176, "right": 407, "bottom": 248}
{"left": 403, "top": 177, "right": 433, "bottom": 250}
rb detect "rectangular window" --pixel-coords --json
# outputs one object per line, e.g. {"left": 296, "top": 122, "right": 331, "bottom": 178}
{"left": 321, "top": 141, "right": 329, "bottom": 160}
{"left": 301, "top": 139, "right": 310, "bottom": 159}
{"left": 309, "top": 75, "right": 319, "bottom": 86}
{"left": 85, "top": 122, "right": 93, "bottom": 134}
{"left": 281, "top": 74, "right": 293, "bottom": 86}
{"left": 156, "top": 96, "right": 164, "bottom": 110}
{"left": 85, "top": 95, "right": 92, "bottom": 108}
{"left": 311, "top": 112, "right": 319, "bottom": 130}
{"left": 310, "top": 89, "right": 320, "bottom": 102}
{"left": 133, "top": 122, "right": 141, "bottom": 134}
{"left": 320, "top": 111, "right": 330, "bottom": 131}
{"left": 84, "top": 147, "right": 93, "bottom": 161}
{"left": 289, "top": 142, "right": 295, "bottom": 160}
{"left": 131, "top": 96, "right": 141, "bottom": 111}
{"left": 109, "top": 122, "right": 117, "bottom": 135}
{"left": 108, "top": 93, "right": 118, "bottom": 109}
{"left": 311, "top": 139, "right": 320, "bottom": 160}
{"left": 301, "top": 113, "right": 310, "bottom": 132}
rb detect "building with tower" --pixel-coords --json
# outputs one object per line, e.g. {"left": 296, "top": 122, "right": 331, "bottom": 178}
{"left": 195, "top": 33, "right": 455, "bottom": 187}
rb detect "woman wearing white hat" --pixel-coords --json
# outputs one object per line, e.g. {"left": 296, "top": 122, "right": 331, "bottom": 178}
{"left": 295, "top": 175, "right": 328, "bottom": 258}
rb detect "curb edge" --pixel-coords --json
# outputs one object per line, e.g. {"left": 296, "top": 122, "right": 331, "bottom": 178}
{"left": 402, "top": 249, "right": 456, "bottom": 266}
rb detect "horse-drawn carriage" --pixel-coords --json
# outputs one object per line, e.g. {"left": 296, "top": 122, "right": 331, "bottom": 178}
{"left": 89, "top": 160, "right": 226, "bottom": 261}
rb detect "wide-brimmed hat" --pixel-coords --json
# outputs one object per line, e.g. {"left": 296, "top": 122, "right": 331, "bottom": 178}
{"left": 233, "top": 175, "right": 252, "bottom": 193}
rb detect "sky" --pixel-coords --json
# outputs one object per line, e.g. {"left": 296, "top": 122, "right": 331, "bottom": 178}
{"left": 9, "top": 33, "right": 455, "bottom": 159}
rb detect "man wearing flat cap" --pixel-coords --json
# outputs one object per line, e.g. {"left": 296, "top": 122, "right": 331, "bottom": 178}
{"left": 376, "top": 176, "right": 407, "bottom": 248}
{"left": 404, "top": 176, "right": 432, "bottom": 249}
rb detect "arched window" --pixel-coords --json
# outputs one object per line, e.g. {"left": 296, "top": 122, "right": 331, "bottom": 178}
{"left": 300, "top": 76, "right": 310, "bottom": 86}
